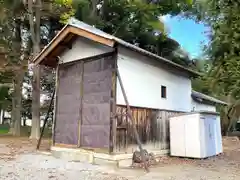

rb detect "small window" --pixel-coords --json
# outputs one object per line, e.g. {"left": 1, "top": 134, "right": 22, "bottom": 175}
{"left": 161, "top": 85, "right": 167, "bottom": 98}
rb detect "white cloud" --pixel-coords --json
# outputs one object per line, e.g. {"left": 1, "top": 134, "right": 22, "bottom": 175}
{"left": 158, "top": 15, "right": 171, "bottom": 34}
{"left": 159, "top": 15, "right": 171, "bottom": 23}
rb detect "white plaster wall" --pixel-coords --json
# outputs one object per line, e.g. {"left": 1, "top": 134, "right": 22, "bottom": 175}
{"left": 60, "top": 37, "right": 113, "bottom": 63}
{"left": 191, "top": 99, "right": 216, "bottom": 112}
{"left": 116, "top": 46, "right": 192, "bottom": 112}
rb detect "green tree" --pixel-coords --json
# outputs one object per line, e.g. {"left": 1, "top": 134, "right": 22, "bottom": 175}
{"left": 187, "top": 0, "right": 240, "bottom": 134}
{"left": 0, "top": 0, "right": 62, "bottom": 136}
{"left": 0, "top": 0, "right": 28, "bottom": 135}
{"left": 55, "top": 0, "right": 194, "bottom": 66}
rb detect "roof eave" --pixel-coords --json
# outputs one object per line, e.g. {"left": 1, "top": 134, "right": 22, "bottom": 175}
{"left": 32, "top": 24, "right": 115, "bottom": 67}
{"left": 115, "top": 41, "right": 200, "bottom": 77}
{"left": 31, "top": 18, "right": 201, "bottom": 77}
{"left": 191, "top": 91, "right": 228, "bottom": 106}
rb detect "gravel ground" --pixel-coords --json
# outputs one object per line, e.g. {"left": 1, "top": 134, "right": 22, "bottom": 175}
{"left": 0, "top": 153, "right": 127, "bottom": 180}
{"left": 0, "top": 136, "right": 239, "bottom": 180}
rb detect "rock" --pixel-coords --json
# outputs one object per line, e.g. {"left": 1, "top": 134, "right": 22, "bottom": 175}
{"left": 132, "top": 149, "right": 149, "bottom": 163}
{"left": 132, "top": 150, "right": 157, "bottom": 168}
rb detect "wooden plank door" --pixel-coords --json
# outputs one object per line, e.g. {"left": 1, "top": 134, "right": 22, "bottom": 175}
{"left": 80, "top": 56, "right": 115, "bottom": 150}
{"left": 54, "top": 62, "right": 82, "bottom": 146}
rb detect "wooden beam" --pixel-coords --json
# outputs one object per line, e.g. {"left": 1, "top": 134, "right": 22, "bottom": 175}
{"left": 68, "top": 26, "right": 114, "bottom": 47}
{"left": 109, "top": 51, "right": 117, "bottom": 154}
{"left": 57, "top": 51, "right": 116, "bottom": 67}
{"left": 33, "top": 26, "right": 70, "bottom": 66}
{"left": 52, "top": 64, "right": 59, "bottom": 146}
{"left": 78, "top": 61, "right": 84, "bottom": 147}
{"left": 36, "top": 87, "right": 55, "bottom": 150}
{"left": 116, "top": 68, "right": 149, "bottom": 172}
{"left": 54, "top": 143, "right": 78, "bottom": 148}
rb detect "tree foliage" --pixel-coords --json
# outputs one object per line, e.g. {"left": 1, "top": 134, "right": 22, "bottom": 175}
{"left": 187, "top": 0, "right": 240, "bottom": 133}
{"left": 0, "top": 0, "right": 62, "bottom": 135}
{"left": 0, "top": 0, "right": 200, "bottom": 136}
{"left": 55, "top": 0, "right": 194, "bottom": 66}
{"left": 191, "top": 1, "right": 240, "bottom": 99}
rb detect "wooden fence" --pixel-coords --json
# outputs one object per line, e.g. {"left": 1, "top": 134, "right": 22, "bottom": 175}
{"left": 115, "top": 105, "right": 181, "bottom": 153}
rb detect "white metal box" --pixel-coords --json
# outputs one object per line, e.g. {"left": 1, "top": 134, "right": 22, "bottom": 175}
{"left": 169, "top": 111, "right": 223, "bottom": 158}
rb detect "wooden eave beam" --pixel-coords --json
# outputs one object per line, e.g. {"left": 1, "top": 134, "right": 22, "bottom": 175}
{"left": 68, "top": 26, "right": 114, "bottom": 47}
{"left": 33, "top": 25, "right": 115, "bottom": 67}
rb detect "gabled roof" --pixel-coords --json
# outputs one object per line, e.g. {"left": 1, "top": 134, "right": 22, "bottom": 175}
{"left": 33, "top": 18, "right": 199, "bottom": 77}
{"left": 192, "top": 90, "right": 228, "bottom": 105}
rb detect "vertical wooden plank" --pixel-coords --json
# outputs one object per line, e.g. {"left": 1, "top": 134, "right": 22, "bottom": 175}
{"left": 110, "top": 52, "right": 117, "bottom": 153}
{"left": 166, "top": 111, "right": 171, "bottom": 149}
{"left": 55, "top": 63, "right": 81, "bottom": 145}
{"left": 162, "top": 111, "right": 167, "bottom": 149}
{"left": 139, "top": 109, "right": 143, "bottom": 143}
{"left": 52, "top": 64, "right": 59, "bottom": 146}
{"left": 145, "top": 109, "right": 149, "bottom": 142}
{"left": 78, "top": 61, "right": 84, "bottom": 147}
{"left": 124, "top": 107, "right": 128, "bottom": 151}
{"left": 140, "top": 109, "right": 144, "bottom": 143}
{"left": 122, "top": 106, "right": 127, "bottom": 149}
{"left": 149, "top": 109, "right": 154, "bottom": 145}
{"left": 159, "top": 111, "right": 163, "bottom": 149}
{"left": 81, "top": 56, "right": 112, "bottom": 149}
{"left": 146, "top": 109, "right": 151, "bottom": 143}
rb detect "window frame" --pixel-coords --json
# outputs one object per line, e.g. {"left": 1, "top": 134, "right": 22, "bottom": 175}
{"left": 161, "top": 85, "right": 167, "bottom": 99}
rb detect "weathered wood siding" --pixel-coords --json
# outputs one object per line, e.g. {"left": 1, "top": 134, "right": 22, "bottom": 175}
{"left": 80, "top": 56, "right": 115, "bottom": 149}
{"left": 115, "top": 105, "right": 181, "bottom": 153}
{"left": 54, "top": 63, "right": 82, "bottom": 145}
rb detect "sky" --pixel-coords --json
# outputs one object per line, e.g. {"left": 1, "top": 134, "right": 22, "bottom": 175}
{"left": 162, "top": 15, "right": 209, "bottom": 59}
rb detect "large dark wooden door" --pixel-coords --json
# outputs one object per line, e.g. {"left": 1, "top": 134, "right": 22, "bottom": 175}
{"left": 54, "top": 62, "right": 82, "bottom": 145}
{"left": 80, "top": 56, "right": 115, "bottom": 149}
{"left": 54, "top": 54, "right": 115, "bottom": 149}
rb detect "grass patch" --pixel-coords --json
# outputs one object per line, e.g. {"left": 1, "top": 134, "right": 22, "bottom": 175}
{"left": 0, "top": 124, "right": 10, "bottom": 134}
{"left": 0, "top": 129, "right": 9, "bottom": 134}
{"left": 20, "top": 126, "right": 52, "bottom": 138}
{"left": 0, "top": 124, "right": 52, "bottom": 137}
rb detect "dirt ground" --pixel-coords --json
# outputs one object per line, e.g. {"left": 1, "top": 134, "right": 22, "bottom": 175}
{"left": 0, "top": 136, "right": 239, "bottom": 180}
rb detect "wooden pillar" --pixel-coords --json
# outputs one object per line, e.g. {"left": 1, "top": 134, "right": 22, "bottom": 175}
{"left": 52, "top": 64, "right": 59, "bottom": 146}
{"left": 78, "top": 61, "right": 84, "bottom": 147}
{"left": 109, "top": 52, "right": 117, "bottom": 153}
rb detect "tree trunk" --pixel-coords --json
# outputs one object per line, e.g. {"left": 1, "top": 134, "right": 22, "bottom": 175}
{"left": 0, "top": 109, "right": 3, "bottom": 124}
{"left": 29, "top": 0, "right": 41, "bottom": 140}
{"left": 1, "top": 109, "right": 5, "bottom": 124}
{"left": 13, "top": 73, "right": 24, "bottom": 136}
{"left": 9, "top": 82, "right": 16, "bottom": 134}
{"left": 9, "top": 17, "right": 22, "bottom": 135}
{"left": 90, "top": 0, "right": 98, "bottom": 23}
{"left": 30, "top": 63, "right": 41, "bottom": 139}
